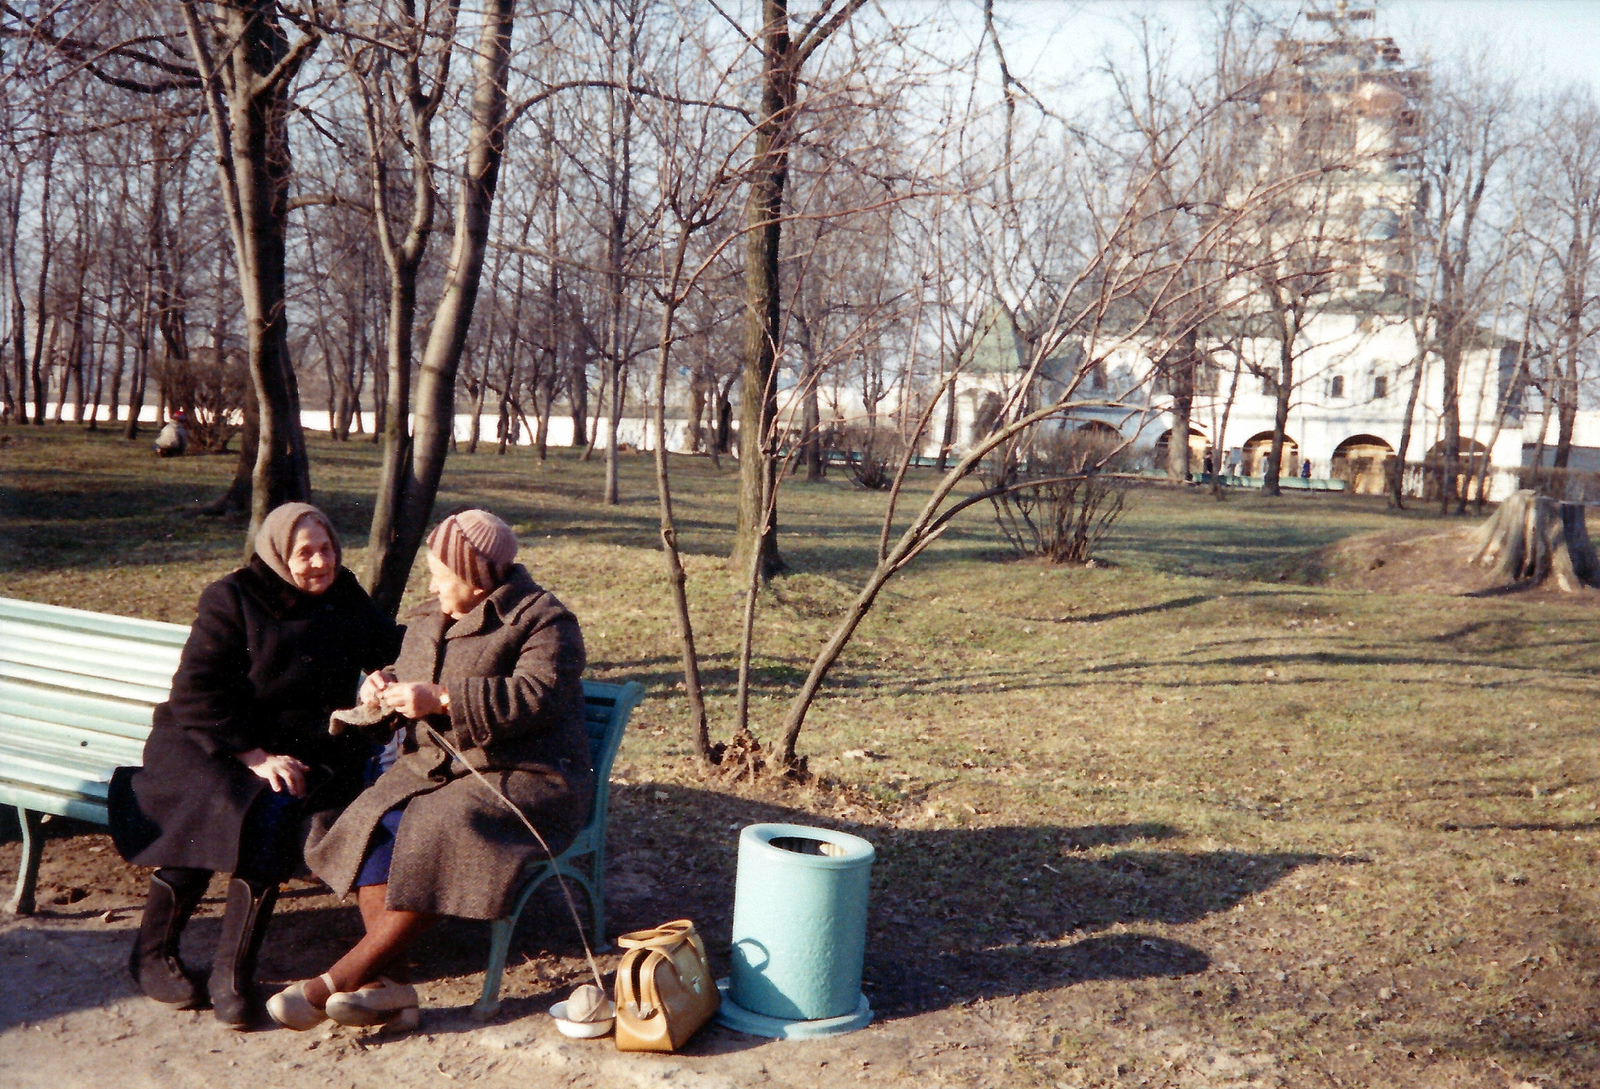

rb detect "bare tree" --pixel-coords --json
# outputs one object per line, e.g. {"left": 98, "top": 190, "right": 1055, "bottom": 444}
{"left": 731, "top": 0, "right": 869, "bottom": 581}
{"left": 1524, "top": 89, "right": 1600, "bottom": 472}
{"left": 361, "top": 0, "right": 517, "bottom": 613}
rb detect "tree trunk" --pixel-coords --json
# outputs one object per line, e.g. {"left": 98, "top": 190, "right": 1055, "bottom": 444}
{"left": 732, "top": 0, "right": 795, "bottom": 582}
{"left": 366, "top": 0, "right": 514, "bottom": 616}
{"left": 1439, "top": 333, "right": 1463, "bottom": 514}
{"left": 583, "top": 361, "right": 606, "bottom": 461}
{"left": 1392, "top": 350, "right": 1427, "bottom": 509}
{"left": 1210, "top": 352, "right": 1243, "bottom": 500}
{"left": 714, "top": 375, "right": 733, "bottom": 455}
{"left": 650, "top": 242, "right": 711, "bottom": 764}
{"left": 68, "top": 307, "right": 88, "bottom": 425}
{"left": 686, "top": 370, "right": 705, "bottom": 454}
{"left": 492, "top": 377, "right": 505, "bottom": 454}
{"left": 1164, "top": 335, "right": 1195, "bottom": 483}
{"left": 38, "top": 318, "right": 57, "bottom": 422}
{"left": 1472, "top": 490, "right": 1600, "bottom": 591}
{"left": 104, "top": 314, "right": 127, "bottom": 428}
{"left": 802, "top": 378, "right": 822, "bottom": 482}
{"left": 601, "top": 41, "right": 634, "bottom": 505}
{"left": 124, "top": 275, "right": 152, "bottom": 440}
{"left": 569, "top": 358, "right": 588, "bottom": 447}
{"left": 202, "top": 392, "right": 257, "bottom": 516}
{"left": 4, "top": 171, "right": 24, "bottom": 421}
{"left": 1263, "top": 360, "right": 1291, "bottom": 497}
{"left": 936, "top": 371, "right": 957, "bottom": 472}
{"left": 536, "top": 385, "right": 553, "bottom": 459}
{"left": 467, "top": 343, "right": 492, "bottom": 452}
{"left": 86, "top": 303, "right": 110, "bottom": 429}
{"left": 605, "top": 365, "right": 624, "bottom": 497}
{"left": 1553, "top": 386, "right": 1577, "bottom": 471}
{"left": 183, "top": 0, "right": 317, "bottom": 543}
{"left": 29, "top": 150, "right": 54, "bottom": 428}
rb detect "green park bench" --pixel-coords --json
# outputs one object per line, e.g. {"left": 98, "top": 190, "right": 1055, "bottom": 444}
{"left": 0, "top": 594, "right": 642, "bottom": 1019}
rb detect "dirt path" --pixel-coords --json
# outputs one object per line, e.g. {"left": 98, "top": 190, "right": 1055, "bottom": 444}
{"left": 0, "top": 825, "right": 913, "bottom": 1089}
{"left": 1, "top": 822, "right": 1530, "bottom": 1089}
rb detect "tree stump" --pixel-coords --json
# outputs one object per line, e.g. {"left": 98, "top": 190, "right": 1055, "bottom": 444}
{"left": 1471, "top": 489, "right": 1600, "bottom": 591}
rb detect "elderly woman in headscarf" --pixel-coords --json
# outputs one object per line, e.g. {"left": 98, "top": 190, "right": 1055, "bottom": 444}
{"left": 109, "top": 503, "right": 403, "bottom": 1027}
{"left": 270, "top": 510, "right": 593, "bottom": 1031}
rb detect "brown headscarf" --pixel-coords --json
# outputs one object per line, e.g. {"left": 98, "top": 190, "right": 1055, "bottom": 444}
{"left": 254, "top": 502, "right": 342, "bottom": 589}
{"left": 426, "top": 509, "right": 517, "bottom": 591}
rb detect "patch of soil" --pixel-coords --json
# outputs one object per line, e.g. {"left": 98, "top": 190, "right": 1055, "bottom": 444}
{"left": 1296, "top": 523, "right": 1600, "bottom": 604}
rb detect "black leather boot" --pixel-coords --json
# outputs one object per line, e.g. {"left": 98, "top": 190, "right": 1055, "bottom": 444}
{"left": 209, "top": 877, "right": 278, "bottom": 1028}
{"left": 129, "top": 870, "right": 209, "bottom": 1008}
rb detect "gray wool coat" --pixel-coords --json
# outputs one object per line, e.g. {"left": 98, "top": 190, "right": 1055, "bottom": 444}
{"left": 304, "top": 566, "right": 594, "bottom": 920}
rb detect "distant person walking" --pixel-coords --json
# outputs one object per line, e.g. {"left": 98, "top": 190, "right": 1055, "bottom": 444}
{"left": 1300, "top": 458, "right": 1313, "bottom": 480}
{"left": 154, "top": 410, "right": 188, "bottom": 458}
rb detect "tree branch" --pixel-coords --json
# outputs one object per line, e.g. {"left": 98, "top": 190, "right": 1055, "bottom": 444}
{"left": 257, "top": 29, "right": 322, "bottom": 98}
{"left": 794, "top": 0, "right": 868, "bottom": 68}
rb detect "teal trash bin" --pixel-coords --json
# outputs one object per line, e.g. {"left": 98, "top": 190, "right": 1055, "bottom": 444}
{"left": 716, "top": 823, "right": 875, "bottom": 1039}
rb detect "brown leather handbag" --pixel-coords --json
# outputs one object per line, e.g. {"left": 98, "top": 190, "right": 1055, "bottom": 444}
{"left": 613, "top": 919, "right": 720, "bottom": 1052}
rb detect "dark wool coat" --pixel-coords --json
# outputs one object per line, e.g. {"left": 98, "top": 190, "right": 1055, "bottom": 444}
{"left": 108, "top": 559, "right": 403, "bottom": 874}
{"left": 304, "top": 566, "right": 593, "bottom": 920}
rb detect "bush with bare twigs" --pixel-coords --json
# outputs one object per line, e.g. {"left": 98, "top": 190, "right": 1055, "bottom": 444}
{"left": 841, "top": 426, "right": 905, "bottom": 491}
{"left": 986, "top": 427, "right": 1133, "bottom": 565}
{"left": 157, "top": 347, "right": 247, "bottom": 453}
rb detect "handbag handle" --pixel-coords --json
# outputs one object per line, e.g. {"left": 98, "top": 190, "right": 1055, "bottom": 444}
{"left": 617, "top": 918, "right": 696, "bottom": 951}
{"left": 616, "top": 945, "right": 661, "bottom": 1019}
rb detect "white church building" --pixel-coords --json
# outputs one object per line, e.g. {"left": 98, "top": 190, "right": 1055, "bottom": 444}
{"left": 928, "top": 303, "right": 1526, "bottom": 499}
{"left": 922, "top": 7, "right": 1553, "bottom": 502}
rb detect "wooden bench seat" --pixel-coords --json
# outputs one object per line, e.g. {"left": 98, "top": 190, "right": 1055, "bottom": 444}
{"left": 0, "top": 595, "right": 641, "bottom": 1019}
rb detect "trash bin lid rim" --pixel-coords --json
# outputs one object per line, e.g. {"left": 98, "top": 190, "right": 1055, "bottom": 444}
{"left": 740, "top": 822, "right": 875, "bottom": 866}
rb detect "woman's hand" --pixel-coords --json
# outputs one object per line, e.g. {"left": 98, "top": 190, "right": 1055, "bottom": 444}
{"left": 358, "top": 669, "right": 396, "bottom": 707}
{"left": 379, "top": 682, "right": 448, "bottom": 719}
{"left": 237, "top": 748, "right": 309, "bottom": 797}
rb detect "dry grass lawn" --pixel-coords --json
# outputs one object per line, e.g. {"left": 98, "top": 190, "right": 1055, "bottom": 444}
{"left": 2, "top": 425, "right": 1598, "bottom": 1088}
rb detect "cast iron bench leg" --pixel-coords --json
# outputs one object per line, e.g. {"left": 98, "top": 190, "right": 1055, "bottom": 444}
{"left": 472, "top": 917, "right": 515, "bottom": 1021}
{"left": 8, "top": 807, "right": 42, "bottom": 915}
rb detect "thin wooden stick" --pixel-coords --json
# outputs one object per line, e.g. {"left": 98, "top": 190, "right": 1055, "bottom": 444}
{"left": 418, "top": 722, "right": 605, "bottom": 993}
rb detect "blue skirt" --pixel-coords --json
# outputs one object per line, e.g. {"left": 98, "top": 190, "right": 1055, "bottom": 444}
{"left": 354, "top": 805, "right": 407, "bottom": 888}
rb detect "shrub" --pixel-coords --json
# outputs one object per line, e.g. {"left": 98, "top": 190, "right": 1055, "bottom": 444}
{"left": 985, "top": 426, "right": 1132, "bottom": 564}
{"left": 158, "top": 347, "right": 247, "bottom": 452}
{"left": 840, "top": 425, "right": 905, "bottom": 490}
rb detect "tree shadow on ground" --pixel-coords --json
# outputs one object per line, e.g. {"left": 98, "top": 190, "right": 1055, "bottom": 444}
{"left": 578, "top": 784, "right": 1343, "bottom": 1021}
{"left": 0, "top": 784, "right": 1341, "bottom": 1030}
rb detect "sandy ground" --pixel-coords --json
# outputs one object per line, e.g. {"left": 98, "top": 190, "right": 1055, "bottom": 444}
{"left": 3, "top": 817, "right": 1552, "bottom": 1089}
{"left": 0, "top": 818, "right": 1355, "bottom": 1089}
{"left": 0, "top": 830, "right": 923, "bottom": 1089}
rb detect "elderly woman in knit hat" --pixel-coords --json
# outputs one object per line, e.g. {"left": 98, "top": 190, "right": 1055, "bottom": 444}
{"left": 276, "top": 510, "right": 593, "bottom": 1031}
{"left": 108, "top": 503, "right": 403, "bottom": 1027}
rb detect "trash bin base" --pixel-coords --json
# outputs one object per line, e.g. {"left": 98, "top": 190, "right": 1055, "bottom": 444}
{"left": 714, "top": 979, "right": 873, "bottom": 1039}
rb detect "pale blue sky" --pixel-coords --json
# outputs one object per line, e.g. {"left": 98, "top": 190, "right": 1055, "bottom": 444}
{"left": 982, "top": 1, "right": 1600, "bottom": 102}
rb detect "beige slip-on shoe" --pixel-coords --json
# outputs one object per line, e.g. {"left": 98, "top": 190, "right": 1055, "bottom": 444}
{"left": 324, "top": 977, "right": 420, "bottom": 1028}
{"left": 266, "top": 973, "right": 337, "bottom": 1031}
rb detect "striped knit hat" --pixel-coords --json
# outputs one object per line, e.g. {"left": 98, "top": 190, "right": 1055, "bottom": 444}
{"left": 427, "top": 509, "right": 517, "bottom": 591}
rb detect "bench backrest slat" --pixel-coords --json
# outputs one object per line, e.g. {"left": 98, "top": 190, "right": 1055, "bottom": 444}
{"left": 0, "top": 715, "right": 149, "bottom": 766}
{"left": 0, "top": 616, "right": 187, "bottom": 662}
{"left": 0, "top": 635, "right": 182, "bottom": 691}
{"left": 0, "top": 681, "right": 160, "bottom": 733}
{"left": 0, "top": 598, "right": 191, "bottom": 646}
{"left": 0, "top": 659, "right": 175, "bottom": 705}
